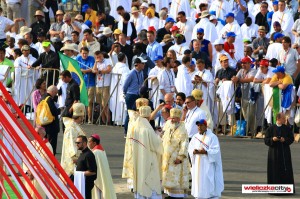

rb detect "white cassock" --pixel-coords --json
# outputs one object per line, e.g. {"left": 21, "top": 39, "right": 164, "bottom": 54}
{"left": 271, "top": 10, "right": 294, "bottom": 34}
{"left": 148, "top": 66, "right": 164, "bottom": 108}
{"left": 168, "top": 43, "right": 189, "bottom": 61}
{"left": 192, "top": 18, "right": 218, "bottom": 44}
{"left": 265, "top": 43, "right": 283, "bottom": 60}
{"left": 240, "top": 23, "right": 259, "bottom": 40}
{"left": 109, "top": 0, "right": 132, "bottom": 20}
{"left": 175, "top": 65, "right": 193, "bottom": 97}
{"left": 220, "top": 21, "right": 243, "bottom": 62}
{"left": 169, "top": 0, "right": 191, "bottom": 19}
{"left": 193, "top": 69, "right": 214, "bottom": 109}
{"left": 109, "top": 62, "right": 130, "bottom": 125}
{"left": 209, "top": 0, "right": 231, "bottom": 21}
{"left": 130, "top": 14, "right": 144, "bottom": 34}
{"left": 14, "top": 54, "right": 38, "bottom": 106}
{"left": 109, "top": 51, "right": 129, "bottom": 67}
{"left": 188, "top": 129, "right": 224, "bottom": 199}
{"left": 149, "top": 0, "right": 169, "bottom": 13}
{"left": 92, "top": 144, "right": 117, "bottom": 199}
{"left": 215, "top": 22, "right": 224, "bottom": 36}
{"left": 177, "top": 19, "right": 196, "bottom": 46}
{"left": 142, "top": 17, "right": 159, "bottom": 31}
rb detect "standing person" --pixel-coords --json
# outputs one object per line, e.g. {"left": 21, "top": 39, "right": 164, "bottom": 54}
{"left": 32, "top": 78, "right": 46, "bottom": 111}
{"left": 40, "top": 85, "right": 60, "bottom": 155}
{"left": 75, "top": 135, "right": 97, "bottom": 199}
{"left": 131, "top": 106, "right": 163, "bottom": 199}
{"left": 122, "top": 57, "right": 146, "bottom": 136}
{"left": 146, "top": 30, "right": 163, "bottom": 63}
{"left": 157, "top": 57, "right": 176, "bottom": 100}
{"left": 88, "top": 134, "right": 117, "bottom": 199}
{"left": 78, "top": 29, "right": 101, "bottom": 57}
{"left": 59, "top": 70, "right": 80, "bottom": 132}
{"left": 264, "top": 113, "right": 295, "bottom": 194}
{"left": 188, "top": 119, "right": 224, "bottom": 199}
{"left": 162, "top": 108, "right": 189, "bottom": 198}
{"left": 181, "top": 96, "right": 207, "bottom": 140}
{"left": 77, "top": 47, "right": 96, "bottom": 124}
{"left": 92, "top": 51, "right": 112, "bottom": 124}
{"left": 61, "top": 103, "right": 86, "bottom": 179}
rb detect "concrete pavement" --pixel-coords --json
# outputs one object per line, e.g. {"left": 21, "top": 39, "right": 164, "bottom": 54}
{"left": 55, "top": 124, "right": 300, "bottom": 198}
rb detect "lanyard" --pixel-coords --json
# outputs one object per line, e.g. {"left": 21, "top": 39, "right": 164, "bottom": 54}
{"left": 185, "top": 107, "right": 198, "bottom": 123}
{"left": 280, "top": 13, "right": 285, "bottom": 24}
{"left": 165, "top": 70, "right": 174, "bottom": 86}
{"left": 283, "top": 48, "right": 290, "bottom": 63}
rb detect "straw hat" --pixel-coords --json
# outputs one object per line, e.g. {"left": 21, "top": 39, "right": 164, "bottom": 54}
{"left": 131, "top": 6, "right": 139, "bottom": 13}
{"left": 60, "top": 43, "right": 76, "bottom": 51}
{"left": 73, "top": 103, "right": 85, "bottom": 117}
{"left": 103, "top": 27, "right": 113, "bottom": 35}
{"left": 170, "top": 108, "right": 182, "bottom": 118}
{"left": 200, "top": 10, "right": 210, "bottom": 18}
{"left": 34, "top": 10, "right": 45, "bottom": 17}
{"left": 19, "top": 26, "right": 32, "bottom": 37}
{"left": 139, "top": 106, "right": 151, "bottom": 118}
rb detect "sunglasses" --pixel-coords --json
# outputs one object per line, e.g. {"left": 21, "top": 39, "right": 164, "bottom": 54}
{"left": 75, "top": 142, "right": 82, "bottom": 144}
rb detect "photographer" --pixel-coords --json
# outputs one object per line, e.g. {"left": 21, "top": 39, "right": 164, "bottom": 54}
{"left": 264, "top": 113, "right": 294, "bottom": 194}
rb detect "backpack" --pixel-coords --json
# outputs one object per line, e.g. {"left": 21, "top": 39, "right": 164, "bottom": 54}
{"left": 36, "top": 96, "right": 54, "bottom": 126}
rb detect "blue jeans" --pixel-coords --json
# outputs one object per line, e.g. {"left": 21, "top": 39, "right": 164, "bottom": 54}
{"left": 124, "top": 94, "right": 139, "bottom": 135}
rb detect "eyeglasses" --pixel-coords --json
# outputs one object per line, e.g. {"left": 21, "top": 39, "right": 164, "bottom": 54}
{"left": 75, "top": 142, "right": 82, "bottom": 144}
{"left": 185, "top": 100, "right": 194, "bottom": 104}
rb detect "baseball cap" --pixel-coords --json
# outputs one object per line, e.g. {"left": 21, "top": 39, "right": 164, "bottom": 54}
{"left": 260, "top": 59, "right": 269, "bottom": 67}
{"left": 170, "top": 26, "right": 179, "bottom": 32}
{"left": 225, "top": 12, "right": 234, "bottom": 18}
{"left": 272, "top": 66, "right": 285, "bottom": 73}
{"left": 227, "top": 32, "right": 236, "bottom": 37}
{"left": 241, "top": 57, "right": 252, "bottom": 63}
{"left": 165, "top": 17, "right": 175, "bottom": 23}
{"left": 219, "top": 54, "right": 229, "bottom": 61}
{"left": 148, "top": 26, "right": 156, "bottom": 32}
{"left": 273, "top": 32, "right": 284, "bottom": 40}
{"left": 84, "top": 20, "right": 92, "bottom": 28}
{"left": 42, "top": 41, "right": 51, "bottom": 47}
{"left": 153, "top": 55, "right": 163, "bottom": 61}
{"left": 82, "top": 4, "right": 90, "bottom": 13}
{"left": 196, "top": 119, "right": 207, "bottom": 126}
{"left": 197, "top": 28, "right": 204, "bottom": 33}
{"left": 213, "top": 38, "right": 225, "bottom": 45}
{"left": 134, "top": 57, "right": 147, "bottom": 65}
{"left": 273, "top": 1, "right": 278, "bottom": 5}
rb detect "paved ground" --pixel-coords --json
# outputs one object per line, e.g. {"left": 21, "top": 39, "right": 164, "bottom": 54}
{"left": 54, "top": 125, "right": 300, "bottom": 198}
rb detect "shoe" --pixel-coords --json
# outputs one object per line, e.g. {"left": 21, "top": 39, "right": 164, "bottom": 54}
{"left": 88, "top": 120, "right": 92, "bottom": 124}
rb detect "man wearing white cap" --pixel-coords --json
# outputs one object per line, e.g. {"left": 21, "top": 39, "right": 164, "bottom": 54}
{"left": 88, "top": 134, "right": 117, "bottom": 199}
{"left": 188, "top": 119, "right": 224, "bottom": 199}
{"left": 209, "top": 15, "right": 224, "bottom": 35}
{"left": 162, "top": 108, "right": 189, "bottom": 198}
{"left": 130, "top": 105, "right": 163, "bottom": 199}
{"left": 169, "top": 0, "right": 191, "bottom": 19}
{"left": 61, "top": 102, "right": 86, "bottom": 179}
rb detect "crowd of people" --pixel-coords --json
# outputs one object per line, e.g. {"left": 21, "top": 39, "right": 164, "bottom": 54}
{"left": 0, "top": 0, "right": 299, "bottom": 197}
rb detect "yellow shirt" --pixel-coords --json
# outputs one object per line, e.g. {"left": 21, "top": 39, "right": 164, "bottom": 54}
{"left": 85, "top": 10, "right": 97, "bottom": 27}
{"left": 270, "top": 73, "right": 293, "bottom": 85}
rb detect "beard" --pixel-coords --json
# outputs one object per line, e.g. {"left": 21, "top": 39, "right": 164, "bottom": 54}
{"left": 169, "top": 122, "right": 180, "bottom": 131}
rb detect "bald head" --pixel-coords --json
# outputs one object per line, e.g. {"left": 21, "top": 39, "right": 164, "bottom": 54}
{"left": 47, "top": 85, "right": 58, "bottom": 97}
{"left": 164, "top": 93, "right": 174, "bottom": 105}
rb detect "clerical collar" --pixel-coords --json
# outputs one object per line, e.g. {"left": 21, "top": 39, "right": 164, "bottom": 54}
{"left": 276, "top": 122, "right": 282, "bottom": 127}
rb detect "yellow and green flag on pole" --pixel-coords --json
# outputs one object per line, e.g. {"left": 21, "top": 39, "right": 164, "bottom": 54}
{"left": 58, "top": 52, "right": 88, "bottom": 106}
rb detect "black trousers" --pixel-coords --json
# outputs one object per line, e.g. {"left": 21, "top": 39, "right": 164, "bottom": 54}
{"left": 44, "top": 0, "right": 58, "bottom": 29}
{"left": 46, "top": 133, "right": 58, "bottom": 155}
{"left": 85, "top": 182, "right": 94, "bottom": 199}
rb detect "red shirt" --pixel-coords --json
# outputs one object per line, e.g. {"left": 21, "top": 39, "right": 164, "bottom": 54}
{"left": 224, "top": 42, "right": 235, "bottom": 59}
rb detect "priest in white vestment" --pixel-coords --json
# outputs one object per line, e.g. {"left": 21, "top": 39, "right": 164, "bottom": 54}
{"left": 169, "top": 0, "right": 191, "bottom": 19}
{"left": 270, "top": 2, "right": 294, "bottom": 35}
{"left": 177, "top": 12, "right": 196, "bottom": 47}
{"left": 209, "top": 0, "right": 231, "bottom": 22}
{"left": 131, "top": 106, "right": 163, "bottom": 199}
{"left": 162, "top": 108, "right": 189, "bottom": 198}
{"left": 175, "top": 57, "right": 193, "bottom": 97}
{"left": 188, "top": 119, "right": 224, "bottom": 199}
{"left": 14, "top": 45, "right": 38, "bottom": 106}
{"left": 61, "top": 103, "right": 86, "bottom": 177}
{"left": 192, "top": 10, "right": 218, "bottom": 44}
{"left": 109, "top": 53, "right": 130, "bottom": 125}
{"left": 88, "top": 134, "right": 117, "bottom": 199}
{"left": 24, "top": 127, "right": 54, "bottom": 199}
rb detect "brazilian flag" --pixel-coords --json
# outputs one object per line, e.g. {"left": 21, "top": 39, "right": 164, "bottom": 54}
{"left": 58, "top": 52, "right": 88, "bottom": 106}
{"left": 272, "top": 87, "right": 280, "bottom": 124}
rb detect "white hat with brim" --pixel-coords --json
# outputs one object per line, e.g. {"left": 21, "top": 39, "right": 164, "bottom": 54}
{"left": 60, "top": 43, "right": 76, "bottom": 52}
{"left": 103, "top": 27, "right": 113, "bottom": 35}
{"left": 19, "top": 26, "right": 32, "bottom": 37}
{"left": 213, "top": 38, "right": 225, "bottom": 45}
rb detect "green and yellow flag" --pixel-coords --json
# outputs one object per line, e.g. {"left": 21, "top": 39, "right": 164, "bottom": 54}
{"left": 272, "top": 87, "right": 281, "bottom": 124}
{"left": 58, "top": 52, "right": 88, "bottom": 106}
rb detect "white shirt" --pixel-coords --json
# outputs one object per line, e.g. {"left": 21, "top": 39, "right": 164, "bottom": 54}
{"left": 271, "top": 10, "right": 294, "bottom": 33}
{"left": 209, "top": 0, "right": 231, "bottom": 21}
{"left": 185, "top": 107, "right": 207, "bottom": 138}
{"left": 157, "top": 68, "right": 176, "bottom": 98}
{"left": 279, "top": 48, "right": 299, "bottom": 76}
{"left": 96, "top": 59, "right": 113, "bottom": 87}
{"left": 0, "top": 16, "right": 14, "bottom": 39}
{"left": 241, "top": 23, "right": 259, "bottom": 40}
{"left": 177, "top": 19, "right": 196, "bottom": 45}
{"left": 130, "top": 14, "right": 144, "bottom": 33}
{"left": 254, "top": 67, "right": 275, "bottom": 80}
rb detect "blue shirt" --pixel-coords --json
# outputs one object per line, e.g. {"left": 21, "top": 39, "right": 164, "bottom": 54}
{"left": 76, "top": 56, "right": 96, "bottom": 88}
{"left": 123, "top": 69, "right": 144, "bottom": 95}
{"left": 232, "top": 0, "right": 247, "bottom": 25}
{"left": 146, "top": 41, "right": 163, "bottom": 63}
